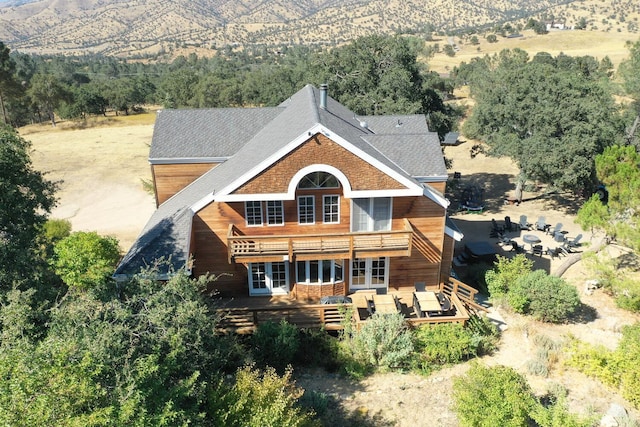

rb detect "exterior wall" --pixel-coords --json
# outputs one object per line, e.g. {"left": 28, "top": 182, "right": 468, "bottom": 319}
{"left": 193, "top": 191, "right": 447, "bottom": 298}
{"left": 234, "top": 134, "right": 407, "bottom": 194}
{"left": 152, "top": 163, "right": 217, "bottom": 206}
{"left": 427, "top": 181, "right": 446, "bottom": 194}
{"left": 388, "top": 196, "right": 446, "bottom": 292}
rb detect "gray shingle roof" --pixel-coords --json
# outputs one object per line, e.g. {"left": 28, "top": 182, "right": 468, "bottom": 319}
{"left": 116, "top": 84, "right": 447, "bottom": 278}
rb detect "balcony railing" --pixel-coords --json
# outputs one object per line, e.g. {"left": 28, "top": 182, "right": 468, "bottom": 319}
{"left": 227, "top": 219, "right": 414, "bottom": 263}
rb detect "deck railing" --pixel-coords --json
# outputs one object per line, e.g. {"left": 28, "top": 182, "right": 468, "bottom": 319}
{"left": 227, "top": 219, "right": 413, "bottom": 262}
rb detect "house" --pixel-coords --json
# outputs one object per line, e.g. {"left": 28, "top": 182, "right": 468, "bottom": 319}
{"left": 115, "top": 84, "right": 464, "bottom": 302}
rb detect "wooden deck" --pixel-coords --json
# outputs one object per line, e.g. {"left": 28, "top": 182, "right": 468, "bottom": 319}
{"left": 227, "top": 219, "right": 413, "bottom": 263}
{"left": 214, "top": 278, "right": 484, "bottom": 334}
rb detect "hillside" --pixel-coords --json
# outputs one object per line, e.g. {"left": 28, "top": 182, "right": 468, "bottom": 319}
{"left": 2, "top": 0, "right": 638, "bottom": 58}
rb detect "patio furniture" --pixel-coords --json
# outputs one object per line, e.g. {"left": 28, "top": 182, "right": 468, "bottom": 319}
{"left": 510, "top": 241, "right": 525, "bottom": 253}
{"left": 566, "top": 233, "right": 583, "bottom": 248}
{"left": 504, "top": 216, "right": 514, "bottom": 232}
{"left": 546, "top": 247, "right": 560, "bottom": 259}
{"left": 496, "top": 232, "right": 512, "bottom": 245}
{"left": 320, "top": 295, "right": 352, "bottom": 304}
{"left": 413, "top": 291, "right": 442, "bottom": 317}
{"left": 490, "top": 218, "right": 504, "bottom": 235}
{"left": 518, "top": 215, "right": 531, "bottom": 230}
{"left": 373, "top": 294, "right": 400, "bottom": 314}
{"left": 547, "top": 223, "right": 563, "bottom": 236}
{"left": 535, "top": 216, "right": 550, "bottom": 232}
{"left": 522, "top": 234, "right": 542, "bottom": 249}
{"left": 554, "top": 232, "right": 566, "bottom": 242}
{"left": 532, "top": 244, "right": 543, "bottom": 256}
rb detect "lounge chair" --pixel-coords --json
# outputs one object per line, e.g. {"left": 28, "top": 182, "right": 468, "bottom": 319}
{"left": 566, "top": 233, "right": 583, "bottom": 248}
{"left": 535, "top": 216, "right": 549, "bottom": 232}
{"left": 504, "top": 216, "right": 514, "bottom": 232}
{"left": 547, "top": 222, "right": 563, "bottom": 236}
{"left": 546, "top": 247, "right": 560, "bottom": 259}
{"left": 491, "top": 218, "right": 504, "bottom": 233}
{"left": 518, "top": 215, "right": 531, "bottom": 230}
{"left": 532, "top": 244, "right": 543, "bottom": 256}
{"left": 510, "top": 241, "right": 524, "bottom": 253}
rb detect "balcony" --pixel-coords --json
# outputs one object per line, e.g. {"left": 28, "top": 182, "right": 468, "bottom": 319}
{"left": 227, "top": 219, "right": 414, "bottom": 263}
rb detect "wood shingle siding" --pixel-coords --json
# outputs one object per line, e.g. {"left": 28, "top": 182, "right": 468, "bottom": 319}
{"left": 152, "top": 163, "right": 217, "bottom": 205}
{"left": 233, "top": 134, "right": 408, "bottom": 194}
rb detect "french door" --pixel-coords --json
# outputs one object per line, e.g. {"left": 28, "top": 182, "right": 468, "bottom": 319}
{"left": 350, "top": 257, "right": 389, "bottom": 291}
{"left": 249, "top": 262, "right": 289, "bottom": 295}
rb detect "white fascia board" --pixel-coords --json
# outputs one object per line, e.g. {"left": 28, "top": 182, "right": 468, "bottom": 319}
{"left": 216, "top": 187, "right": 422, "bottom": 203}
{"left": 445, "top": 224, "right": 464, "bottom": 241}
{"left": 423, "top": 185, "right": 450, "bottom": 208}
{"left": 415, "top": 175, "right": 449, "bottom": 183}
{"left": 150, "top": 157, "right": 229, "bottom": 165}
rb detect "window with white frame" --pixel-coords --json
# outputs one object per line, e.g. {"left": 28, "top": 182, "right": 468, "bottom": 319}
{"left": 266, "top": 200, "right": 284, "bottom": 225}
{"left": 297, "top": 171, "right": 340, "bottom": 189}
{"left": 297, "top": 195, "right": 315, "bottom": 224}
{"left": 245, "top": 201, "right": 263, "bottom": 226}
{"left": 351, "top": 197, "right": 392, "bottom": 232}
{"left": 249, "top": 262, "right": 289, "bottom": 295}
{"left": 323, "top": 195, "right": 340, "bottom": 223}
{"left": 296, "top": 259, "right": 344, "bottom": 284}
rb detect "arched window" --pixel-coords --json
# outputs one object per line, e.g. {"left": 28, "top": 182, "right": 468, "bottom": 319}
{"left": 297, "top": 171, "right": 340, "bottom": 189}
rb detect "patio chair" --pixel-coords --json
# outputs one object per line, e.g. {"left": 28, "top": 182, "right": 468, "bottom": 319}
{"left": 532, "top": 244, "right": 544, "bottom": 256}
{"left": 566, "top": 233, "right": 583, "bottom": 248}
{"left": 496, "top": 232, "right": 511, "bottom": 246}
{"left": 547, "top": 222, "right": 563, "bottom": 236}
{"left": 518, "top": 215, "right": 531, "bottom": 230}
{"left": 504, "top": 216, "right": 514, "bottom": 232}
{"left": 490, "top": 218, "right": 504, "bottom": 234}
{"left": 535, "top": 216, "right": 549, "bottom": 232}
{"left": 510, "top": 241, "right": 524, "bottom": 253}
{"left": 546, "top": 247, "right": 560, "bottom": 259}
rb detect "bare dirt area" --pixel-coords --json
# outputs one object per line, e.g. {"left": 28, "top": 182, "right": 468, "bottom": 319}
{"left": 25, "top": 118, "right": 156, "bottom": 251}
{"left": 24, "top": 120, "right": 640, "bottom": 426}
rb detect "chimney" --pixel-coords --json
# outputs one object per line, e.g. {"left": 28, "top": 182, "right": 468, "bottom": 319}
{"left": 319, "top": 83, "right": 328, "bottom": 110}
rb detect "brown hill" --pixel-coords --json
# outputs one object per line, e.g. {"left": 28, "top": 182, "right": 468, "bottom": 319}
{"left": 4, "top": 0, "right": 636, "bottom": 58}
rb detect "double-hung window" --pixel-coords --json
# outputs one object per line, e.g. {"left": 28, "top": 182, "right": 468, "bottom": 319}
{"left": 245, "top": 201, "right": 263, "bottom": 226}
{"left": 266, "top": 200, "right": 284, "bottom": 225}
{"left": 323, "top": 195, "right": 340, "bottom": 224}
{"left": 298, "top": 195, "right": 315, "bottom": 224}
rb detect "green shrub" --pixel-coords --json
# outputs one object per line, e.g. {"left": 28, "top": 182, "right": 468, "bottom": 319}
{"left": 485, "top": 255, "right": 533, "bottom": 298}
{"left": 51, "top": 231, "right": 121, "bottom": 291}
{"left": 296, "top": 328, "right": 340, "bottom": 371}
{"left": 614, "top": 277, "right": 640, "bottom": 313}
{"left": 208, "top": 365, "right": 314, "bottom": 427}
{"left": 251, "top": 321, "right": 300, "bottom": 372}
{"left": 350, "top": 312, "right": 413, "bottom": 370}
{"left": 530, "top": 385, "right": 596, "bottom": 427}
{"left": 453, "top": 363, "right": 536, "bottom": 427}
{"left": 414, "top": 323, "right": 477, "bottom": 366}
{"left": 42, "top": 218, "right": 72, "bottom": 244}
{"left": 508, "top": 270, "right": 580, "bottom": 323}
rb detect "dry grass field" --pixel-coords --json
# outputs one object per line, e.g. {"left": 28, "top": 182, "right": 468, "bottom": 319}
{"left": 426, "top": 29, "right": 640, "bottom": 73}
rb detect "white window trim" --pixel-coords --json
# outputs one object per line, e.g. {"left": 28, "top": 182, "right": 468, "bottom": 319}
{"left": 248, "top": 262, "right": 289, "bottom": 295}
{"left": 296, "top": 259, "right": 344, "bottom": 285}
{"left": 350, "top": 197, "right": 393, "bottom": 232}
{"left": 266, "top": 200, "right": 285, "bottom": 226}
{"left": 323, "top": 194, "right": 340, "bottom": 224}
{"left": 297, "top": 195, "right": 315, "bottom": 225}
{"left": 245, "top": 201, "right": 263, "bottom": 227}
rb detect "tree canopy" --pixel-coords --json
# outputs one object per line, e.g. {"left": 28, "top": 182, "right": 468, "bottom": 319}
{"left": 458, "top": 49, "right": 625, "bottom": 195}
{"left": 0, "top": 126, "right": 57, "bottom": 290}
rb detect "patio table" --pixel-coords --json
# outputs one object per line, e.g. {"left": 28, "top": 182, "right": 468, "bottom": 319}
{"left": 413, "top": 291, "right": 442, "bottom": 317}
{"left": 522, "top": 234, "right": 542, "bottom": 249}
{"left": 373, "top": 294, "right": 399, "bottom": 314}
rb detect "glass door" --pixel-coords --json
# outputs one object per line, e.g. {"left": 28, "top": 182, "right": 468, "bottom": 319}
{"left": 249, "top": 262, "right": 289, "bottom": 295}
{"left": 349, "top": 257, "right": 389, "bottom": 291}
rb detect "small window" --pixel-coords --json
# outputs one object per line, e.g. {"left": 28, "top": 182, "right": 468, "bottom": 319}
{"left": 298, "top": 195, "right": 315, "bottom": 224}
{"left": 323, "top": 195, "right": 340, "bottom": 224}
{"left": 266, "top": 200, "right": 284, "bottom": 225}
{"left": 297, "top": 171, "right": 340, "bottom": 189}
{"left": 245, "top": 201, "right": 263, "bottom": 226}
